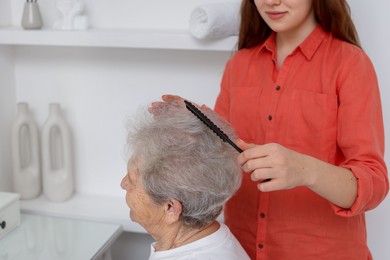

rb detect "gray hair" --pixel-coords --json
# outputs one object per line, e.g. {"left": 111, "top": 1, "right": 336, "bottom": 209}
{"left": 126, "top": 102, "right": 242, "bottom": 228}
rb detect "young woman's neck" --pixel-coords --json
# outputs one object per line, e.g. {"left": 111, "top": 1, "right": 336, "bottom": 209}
{"left": 276, "top": 16, "right": 317, "bottom": 68}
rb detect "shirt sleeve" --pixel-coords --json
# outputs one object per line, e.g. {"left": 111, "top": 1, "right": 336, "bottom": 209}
{"left": 331, "top": 49, "right": 389, "bottom": 216}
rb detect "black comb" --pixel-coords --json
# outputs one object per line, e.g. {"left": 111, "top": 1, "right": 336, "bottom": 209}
{"left": 184, "top": 100, "right": 243, "bottom": 153}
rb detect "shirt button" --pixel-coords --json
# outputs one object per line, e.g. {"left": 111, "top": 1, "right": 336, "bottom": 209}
{"left": 275, "top": 85, "right": 281, "bottom": 91}
{"left": 260, "top": 213, "right": 266, "bottom": 218}
{"left": 268, "top": 115, "right": 273, "bottom": 121}
{"left": 258, "top": 243, "right": 264, "bottom": 249}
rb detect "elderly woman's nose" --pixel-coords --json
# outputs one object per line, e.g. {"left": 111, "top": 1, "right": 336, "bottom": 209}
{"left": 121, "top": 175, "right": 129, "bottom": 190}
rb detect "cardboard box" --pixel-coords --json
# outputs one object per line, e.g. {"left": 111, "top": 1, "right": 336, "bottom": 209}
{"left": 0, "top": 192, "right": 21, "bottom": 240}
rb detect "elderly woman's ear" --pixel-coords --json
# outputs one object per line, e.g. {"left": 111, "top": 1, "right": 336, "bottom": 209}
{"left": 164, "top": 199, "right": 183, "bottom": 224}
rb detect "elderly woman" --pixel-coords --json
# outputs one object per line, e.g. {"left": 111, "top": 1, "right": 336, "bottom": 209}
{"left": 121, "top": 100, "right": 249, "bottom": 260}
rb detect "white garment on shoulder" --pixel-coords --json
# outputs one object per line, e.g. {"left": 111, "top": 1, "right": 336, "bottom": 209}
{"left": 149, "top": 223, "right": 250, "bottom": 260}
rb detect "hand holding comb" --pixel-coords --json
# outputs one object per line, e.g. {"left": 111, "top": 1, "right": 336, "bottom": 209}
{"left": 184, "top": 100, "right": 243, "bottom": 153}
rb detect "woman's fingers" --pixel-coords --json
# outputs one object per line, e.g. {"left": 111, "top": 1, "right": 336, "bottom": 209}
{"left": 236, "top": 139, "right": 256, "bottom": 151}
{"left": 148, "top": 94, "right": 185, "bottom": 116}
{"left": 162, "top": 94, "right": 185, "bottom": 107}
{"left": 148, "top": 101, "right": 170, "bottom": 116}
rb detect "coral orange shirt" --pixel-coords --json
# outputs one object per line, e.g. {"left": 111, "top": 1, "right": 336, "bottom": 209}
{"left": 215, "top": 26, "right": 388, "bottom": 260}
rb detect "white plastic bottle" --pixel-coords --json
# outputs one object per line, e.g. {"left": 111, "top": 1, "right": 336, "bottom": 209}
{"left": 41, "top": 103, "right": 74, "bottom": 202}
{"left": 11, "top": 102, "right": 41, "bottom": 199}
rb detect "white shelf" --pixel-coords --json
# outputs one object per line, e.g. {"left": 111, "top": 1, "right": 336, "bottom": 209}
{"left": 19, "top": 193, "right": 147, "bottom": 234}
{"left": 0, "top": 27, "right": 238, "bottom": 51}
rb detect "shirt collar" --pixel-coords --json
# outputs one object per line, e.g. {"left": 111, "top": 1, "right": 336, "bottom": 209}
{"left": 298, "top": 25, "right": 327, "bottom": 60}
{"left": 256, "top": 25, "right": 327, "bottom": 60}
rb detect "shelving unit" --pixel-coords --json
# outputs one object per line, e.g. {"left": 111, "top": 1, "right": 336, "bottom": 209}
{"left": 0, "top": 24, "right": 234, "bottom": 232}
{"left": 0, "top": 27, "right": 238, "bottom": 51}
{"left": 0, "top": 2, "right": 234, "bottom": 247}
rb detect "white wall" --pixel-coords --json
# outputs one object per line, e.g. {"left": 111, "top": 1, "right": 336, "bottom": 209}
{"left": 349, "top": 2, "right": 390, "bottom": 259}
{"left": 12, "top": 46, "right": 230, "bottom": 197}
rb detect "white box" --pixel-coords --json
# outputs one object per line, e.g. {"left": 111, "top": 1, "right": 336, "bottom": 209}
{"left": 0, "top": 192, "right": 21, "bottom": 240}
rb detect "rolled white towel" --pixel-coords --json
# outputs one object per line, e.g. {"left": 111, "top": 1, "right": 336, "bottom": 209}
{"left": 189, "top": 2, "right": 241, "bottom": 39}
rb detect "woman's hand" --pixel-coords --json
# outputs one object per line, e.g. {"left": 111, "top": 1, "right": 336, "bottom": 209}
{"left": 148, "top": 94, "right": 185, "bottom": 116}
{"left": 236, "top": 140, "right": 312, "bottom": 192}
{"left": 236, "top": 139, "right": 358, "bottom": 208}
{"left": 149, "top": 94, "right": 211, "bottom": 117}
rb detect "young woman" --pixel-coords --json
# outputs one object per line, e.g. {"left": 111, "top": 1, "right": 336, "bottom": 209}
{"left": 213, "top": 0, "right": 389, "bottom": 259}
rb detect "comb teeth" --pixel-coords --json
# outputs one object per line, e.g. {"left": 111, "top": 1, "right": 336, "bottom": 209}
{"left": 184, "top": 100, "right": 242, "bottom": 153}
